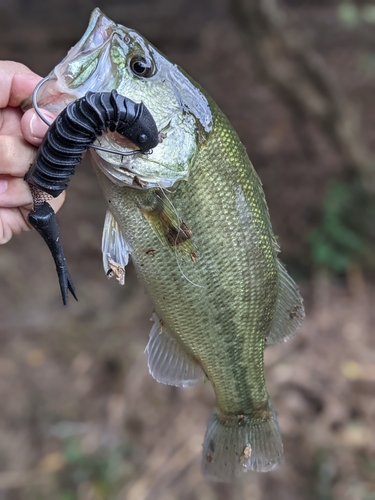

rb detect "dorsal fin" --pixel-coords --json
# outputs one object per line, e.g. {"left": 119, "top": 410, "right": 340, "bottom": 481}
{"left": 266, "top": 260, "right": 305, "bottom": 344}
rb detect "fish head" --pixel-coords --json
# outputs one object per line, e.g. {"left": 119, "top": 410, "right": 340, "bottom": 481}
{"left": 34, "top": 8, "right": 213, "bottom": 189}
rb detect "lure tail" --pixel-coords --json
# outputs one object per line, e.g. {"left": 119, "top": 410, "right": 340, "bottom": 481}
{"left": 201, "top": 405, "right": 283, "bottom": 482}
{"left": 28, "top": 201, "right": 77, "bottom": 305}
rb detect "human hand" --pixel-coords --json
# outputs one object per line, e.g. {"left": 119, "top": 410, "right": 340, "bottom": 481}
{"left": 0, "top": 61, "right": 64, "bottom": 244}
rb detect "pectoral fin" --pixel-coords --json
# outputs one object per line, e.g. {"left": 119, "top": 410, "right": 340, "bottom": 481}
{"left": 145, "top": 313, "right": 204, "bottom": 387}
{"left": 140, "top": 193, "right": 198, "bottom": 263}
{"left": 101, "top": 209, "right": 130, "bottom": 285}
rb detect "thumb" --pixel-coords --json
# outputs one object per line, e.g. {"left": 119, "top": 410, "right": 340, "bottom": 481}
{"left": 21, "top": 108, "right": 56, "bottom": 146}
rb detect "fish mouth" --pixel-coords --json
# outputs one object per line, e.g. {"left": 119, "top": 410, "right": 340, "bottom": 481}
{"left": 91, "top": 148, "right": 153, "bottom": 190}
{"left": 23, "top": 8, "right": 119, "bottom": 113}
{"left": 92, "top": 150, "right": 187, "bottom": 190}
{"left": 91, "top": 139, "right": 157, "bottom": 190}
{"left": 95, "top": 131, "right": 149, "bottom": 188}
{"left": 98, "top": 131, "right": 141, "bottom": 153}
{"left": 55, "top": 8, "right": 116, "bottom": 92}
{"left": 91, "top": 122, "right": 176, "bottom": 190}
{"left": 62, "top": 8, "right": 115, "bottom": 67}
{"left": 88, "top": 126, "right": 147, "bottom": 188}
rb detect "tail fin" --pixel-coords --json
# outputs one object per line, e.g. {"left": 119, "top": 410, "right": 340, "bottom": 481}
{"left": 202, "top": 406, "right": 283, "bottom": 482}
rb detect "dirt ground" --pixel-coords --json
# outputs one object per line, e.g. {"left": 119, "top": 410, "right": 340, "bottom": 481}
{"left": 0, "top": 0, "right": 375, "bottom": 499}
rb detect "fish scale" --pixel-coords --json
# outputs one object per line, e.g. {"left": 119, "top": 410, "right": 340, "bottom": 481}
{"left": 95, "top": 107, "right": 277, "bottom": 416}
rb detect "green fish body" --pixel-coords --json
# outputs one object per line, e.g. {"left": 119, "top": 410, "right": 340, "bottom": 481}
{"left": 35, "top": 9, "right": 304, "bottom": 481}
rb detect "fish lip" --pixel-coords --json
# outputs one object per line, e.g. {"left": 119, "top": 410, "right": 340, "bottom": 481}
{"left": 92, "top": 148, "right": 183, "bottom": 191}
{"left": 54, "top": 9, "right": 115, "bottom": 94}
{"left": 91, "top": 150, "right": 151, "bottom": 189}
{"left": 59, "top": 8, "right": 115, "bottom": 72}
{"left": 91, "top": 119, "right": 179, "bottom": 190}
{"left": 33, "top": 8, "right": 117, "bottom": 109}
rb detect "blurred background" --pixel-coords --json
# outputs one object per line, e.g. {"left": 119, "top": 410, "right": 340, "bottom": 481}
{"left": 1, "top": 0, "right": 375, "bottom": 498}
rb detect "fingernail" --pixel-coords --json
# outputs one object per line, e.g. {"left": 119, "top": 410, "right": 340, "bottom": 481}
{"left": 30, "top": 111, "right": 54, "bottom": 139}
{"left": 0, "top": 179, "right": 8, "bottom": 194}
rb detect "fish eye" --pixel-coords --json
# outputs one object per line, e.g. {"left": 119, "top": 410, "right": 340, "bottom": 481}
{"left": 130, "top": 56, "right": 154, "bottom": 78}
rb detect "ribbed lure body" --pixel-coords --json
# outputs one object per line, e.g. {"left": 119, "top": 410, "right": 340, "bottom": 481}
{"left": 25, "top": 90, "right": 159, "bottom": 303}
{"left": 25, "top": 90, "right": 159, "bottom": 197}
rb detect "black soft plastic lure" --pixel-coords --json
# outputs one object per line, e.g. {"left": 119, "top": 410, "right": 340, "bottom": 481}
{"left": 25, "top": 89, "right": 159, "bottom": 304}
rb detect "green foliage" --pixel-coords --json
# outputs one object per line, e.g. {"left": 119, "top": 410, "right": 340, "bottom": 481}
{"left": 312, "top": 448, "right": 375, "bottom": 500}
{"left": 309, "top": 179, "right": 375, "bottom": 274}
{"left": 358, "top": 52, "right": 375, "bottom": 78}
{"left": 313, "top": 449, "right": 337, "bottom": 500}
{"left": 337, "top": 2, "right": 375, "bottom": 28}
{"left": 362, "top": 5, "right": 375, "bottom": 24}
{"left": 338, "top": 2, "right": 359, "bottom": 28}
{"left": 59, "top": 493, "right": 76, "bottom": 500}
{"left": 57, "top": 437, "right": 131, "bottom": 500}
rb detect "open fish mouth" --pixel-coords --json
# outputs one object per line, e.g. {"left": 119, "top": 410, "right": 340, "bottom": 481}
{"left": 91, "top": 147, "right": 153, "bottom": 189}
{"left": 91, "top": 148, "right": 175, "bottom": 190}
{"left": 22, "top": 11, "right": 119, "bottom": 112}
{"left": 92, "top": 124, "right": 176, "bottom": 190}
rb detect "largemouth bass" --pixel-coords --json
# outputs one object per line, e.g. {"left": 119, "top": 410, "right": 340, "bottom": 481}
{"left": 31, "top": 8, "right": 305, "bottom": 481}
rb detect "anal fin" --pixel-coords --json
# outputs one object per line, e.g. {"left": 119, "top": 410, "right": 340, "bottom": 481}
{"left": 266, "top": 260, "right": 305, "bottom": 344}
{"left": 145, "top": 313, "right": 204, "bottom": 387}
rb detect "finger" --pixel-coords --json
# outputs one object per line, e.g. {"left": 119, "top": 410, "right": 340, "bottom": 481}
{"left": 21, "top": 108, "right": 56, "bottom": 146}
{"left": 0, "top": 207, "right": 32, "bottom": 244}
{"left": 49, "top": 191, "right": 66, "bottom": 214}
{"left": 0, "top": 175, "right": 65, "bottom": 212}
{"left": 0, "top": 176, "right": 32, "bottom": 208}
{"left": 0, "top": 136, "right": 35, "bottom": 177}
{"left": 0, "top": 181, "right": 66, "bottom": 245}
{"left": 0, "top": 176, "right": 65, "bottom": 212}
{"left": 0, "top": 107, "right": 23, "bottom": 135}
{"left": 0, "top": 62, "right": 41, "bottom": 108}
